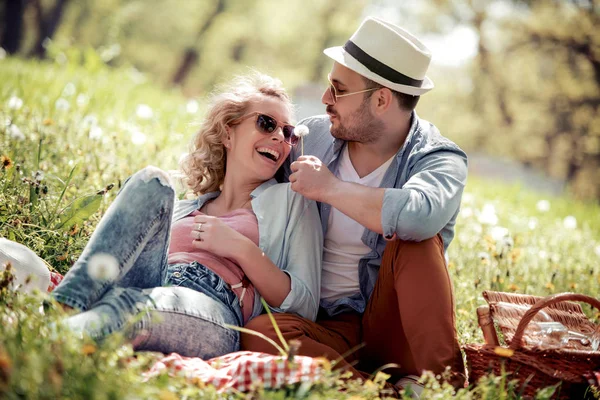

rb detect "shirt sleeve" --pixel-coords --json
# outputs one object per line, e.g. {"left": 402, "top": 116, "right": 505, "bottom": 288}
{"left": 267, "top": 195, "right": 322, "bottom": 321}
{"left": 381, "top": 150, "right": 467, "bottom": 242}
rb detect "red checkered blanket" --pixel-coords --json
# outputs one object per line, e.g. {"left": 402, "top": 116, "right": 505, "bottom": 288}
{"left": 144, "top": 351, "right": 324, "bottom": 392}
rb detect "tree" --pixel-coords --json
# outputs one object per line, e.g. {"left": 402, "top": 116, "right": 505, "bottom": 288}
{"left": 1, "top": 0, "right": 26, "bottom": 54}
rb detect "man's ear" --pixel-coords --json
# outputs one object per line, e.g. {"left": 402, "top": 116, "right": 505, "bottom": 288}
{"left": 374, "top": 88, "right": 394, "bottom": 115}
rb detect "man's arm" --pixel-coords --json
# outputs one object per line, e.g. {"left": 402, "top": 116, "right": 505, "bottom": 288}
{"left": 290, "top": 150, "right": 467, "bottom": 240}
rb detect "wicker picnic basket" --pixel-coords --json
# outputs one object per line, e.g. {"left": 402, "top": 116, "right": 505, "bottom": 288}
{"left": 463, "top": 291, "right": 600, "bottom": 398}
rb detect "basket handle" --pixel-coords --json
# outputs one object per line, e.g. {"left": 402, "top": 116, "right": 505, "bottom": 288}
{"left": 509, "top": 292, "right": 600, "bottom": 351}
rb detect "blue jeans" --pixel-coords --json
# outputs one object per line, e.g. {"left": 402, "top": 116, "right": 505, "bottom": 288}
{"left": 51, "top": 167, "right": 243, "bottom": 358}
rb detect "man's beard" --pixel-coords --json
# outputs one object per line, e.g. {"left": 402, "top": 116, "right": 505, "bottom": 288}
{"left": 327, "top": 98, "right": 384, "bottom": 144}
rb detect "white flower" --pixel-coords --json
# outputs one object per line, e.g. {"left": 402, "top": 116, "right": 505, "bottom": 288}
{"left": 88, "top": 253, "right": 119, "bottom": 282}
{"left": 563, "top": 215, "right": 577, "bottom": 230}
{"left": 186, "top": 100, "right": 199, "bottom": 114}
{"left": 62, "top": 82, "right": 76, "bottom": 97}
{"left": 89, "top": 126, "right": 103, "bottom": 140}
{"left": 76, "top": 93, "right": 89, "bottom": 107}
{"left": 7, "top": 96, "right": 23, "bottom": 110}
{"left": 538, "top": 250, "right": 548, "bottom": 259}
{"left": 55, "top": 98, "right": 70, "bottom": 111}
{"left": 536, "top": 200, "right": 550, "bottom": 212}
{"left": 136, "top": 104, "right": 153, "bottom": 119}
{"left": 528, "top": 217, "right": 538, "bottom": 230}
{"left": 460, "top": 207, "right": 473, "bottom": 218}
{"left": 478, "top": 203, "right": 498, "bottom": 226}
{"left": 131, "top": 129, "right": 147, "bottom": 145}
{"left": 595, "top": 245, "right": 600, "bottom": 257}
{"left": 490, "top": 226, "right": 509, "bottom": 241}
{"left": 294, "top": 124, "right": 310, "bottom": 137}
{"left": 8, "top": 124, "right": 25, "bottom": 141}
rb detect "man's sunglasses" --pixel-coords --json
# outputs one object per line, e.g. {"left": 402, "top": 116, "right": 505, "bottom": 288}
{"left": 231, "top": 112, "right": 298, "bottom": 145}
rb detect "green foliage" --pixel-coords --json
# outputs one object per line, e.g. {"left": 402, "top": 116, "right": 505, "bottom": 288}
{"left": 1, "top": 57, "right": 600, "bottom": 398}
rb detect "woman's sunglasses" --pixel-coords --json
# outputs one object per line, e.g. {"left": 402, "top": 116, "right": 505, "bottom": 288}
{"left": 232, "top": 112, "right": 298, "bottom": 145}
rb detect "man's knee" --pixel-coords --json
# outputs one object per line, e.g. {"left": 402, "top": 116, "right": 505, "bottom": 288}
{"left": 383, "top": 234, "right": 445, "bottom": 265}
{"left": 241, "top": 313, "right": 307, "bottom": 353}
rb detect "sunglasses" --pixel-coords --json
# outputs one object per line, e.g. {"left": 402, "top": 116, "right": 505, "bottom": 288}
{"left": 327, "top": 75, "right": 379, "bottom": 105}
{"left": 232, "top": 112, "right": 298, "bottom": 145}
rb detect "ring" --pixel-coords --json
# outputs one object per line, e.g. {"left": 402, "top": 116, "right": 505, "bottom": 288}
{"left": 193, "top": 231, "right": 202, "bottom": 241}
{"left": 195, "top": 222, "right": 203, "bottom": 231}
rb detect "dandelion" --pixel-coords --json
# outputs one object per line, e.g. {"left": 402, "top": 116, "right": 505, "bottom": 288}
{"left": 55, "top": 98, "right": 70, "bottom": 111}
{"left": 545, "top": 282, "right": 555, "bottom": 290}
{"left": 62, "top": 82, "right": 76, "bottom": 97}
{"left": 538, "top": 250, "right": 548, "bottom": 259}
{"left": 136, "top": 104, "right": 153, "bottom": 119}
{"left": 1, "top": 155, "right": 13, "bottom": 169}
{"left": 569, "top": 282, "right": 578, "bottom": 290}
{"left": 76, "top": 93, "right": 89, "bottom": 107}
{"left": 478, "top": 203, "right": 498, "bottom": 226}
{"left": 186, "top": 99, "right": 199, "bottom": 114}
{"left": 43, "top": 118, "right": 54, "bottom": 126}
{"left": 595, "top": 245, "right": 600, "bottom": 257}
{"left": 33, "top": 170, "right": 44, "bottom": 182}
{"left": 8, "top": 124, "right": 25, "bottom": 141}
{"left": 7, "top": 96, "right": 23, "bottom": 110}
{"left": 460, "top": 207, "right": 473, "bottom": 218}
{"left": 89, "top": 126, "right": 103, "bottom": 140}
{"left": 88, "top": 253, "right": 119, "bottom": 282}
{"left": 131, "top": 129, "right": 147, "bottom": 145}
{"left": 536, "top": 199, "right": 550, "bottom": 212}
{"left": 82, "top": 115, "right": 98, "bottom": 128}
{"left": 490, "top": 226, "right": 509, "bottom": 241}
{"left": 508, "top": 284, "right": 519, "bottom": 291}
{"left": 528, "top": 217, "right": 538, "bottom": 230}
{"left": 563, "top": 215, "right": 577, "bottom": 230}
{"left": 294, "top": 124, "right": 310, "bottom": 155}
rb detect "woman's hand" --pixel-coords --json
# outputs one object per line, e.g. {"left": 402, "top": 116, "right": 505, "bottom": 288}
{"left": 190, "top": 215, "right": 250, "bottom": 260}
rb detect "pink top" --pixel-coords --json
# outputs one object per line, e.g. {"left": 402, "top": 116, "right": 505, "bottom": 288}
{"left": 168, "top": 208, "right": 259, "bottom": 323}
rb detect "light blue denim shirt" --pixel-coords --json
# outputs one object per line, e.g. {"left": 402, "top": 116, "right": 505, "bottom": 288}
{"left": 172, "top": 179, "right": 322, "bottom": 321}
{"left": 280, "top": 112, "right": 468, "bottom": 316}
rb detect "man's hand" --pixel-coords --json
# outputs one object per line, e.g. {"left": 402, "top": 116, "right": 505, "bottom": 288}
{"left": 289, "top": 156, "right": 338, "bottom": 202}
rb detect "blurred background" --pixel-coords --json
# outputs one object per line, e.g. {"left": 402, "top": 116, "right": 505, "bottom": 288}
{"left": 1, "top": 0, "right": 598, "bottom": 200}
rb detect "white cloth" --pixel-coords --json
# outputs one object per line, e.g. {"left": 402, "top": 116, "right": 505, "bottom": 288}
{"left": 321, "top": 146, "right": 394, "bottom": 302}
{"left": 0, "top": 238, "right": 50, "bottom": 293}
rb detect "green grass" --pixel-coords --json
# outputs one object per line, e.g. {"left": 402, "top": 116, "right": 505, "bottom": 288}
{"left": 1, "top": 57, "right": 599, "bottom": 399}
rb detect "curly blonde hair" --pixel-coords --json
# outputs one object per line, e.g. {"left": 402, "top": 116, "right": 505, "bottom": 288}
{"left": 180, "top": 72, "right": 293, "bottom": 195}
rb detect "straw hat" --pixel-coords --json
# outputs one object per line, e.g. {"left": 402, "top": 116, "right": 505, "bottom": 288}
{"left": 324, "top": 17, "right": 434, "bottom": 96}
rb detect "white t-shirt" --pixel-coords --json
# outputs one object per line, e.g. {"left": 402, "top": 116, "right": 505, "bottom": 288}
{"left": 321, "top": 146, "right": 395, "bottom": 302}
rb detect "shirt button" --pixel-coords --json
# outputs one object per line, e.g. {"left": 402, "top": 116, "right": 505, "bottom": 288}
{"left": 172, "top": 271, "right": 182, "bottom": 278}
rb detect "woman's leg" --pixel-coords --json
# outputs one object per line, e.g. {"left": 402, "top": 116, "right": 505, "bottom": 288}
{"left": 52, "top": 167, "right": 175, "bottom": 311}
{"left": 63, "top": 264, "right": 243, "bottom": 357}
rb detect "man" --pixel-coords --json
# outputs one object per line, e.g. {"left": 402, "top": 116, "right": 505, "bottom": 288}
{"left": 242, "top": 17, "right": 467, "bottom": 393}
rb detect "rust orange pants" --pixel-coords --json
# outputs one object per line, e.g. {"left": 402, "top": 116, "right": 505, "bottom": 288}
{"left": 241, "top": 235, "right": 465, "bottom": 386}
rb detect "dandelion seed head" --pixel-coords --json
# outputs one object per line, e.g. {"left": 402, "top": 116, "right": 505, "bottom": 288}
{"left": 62, "top": 82, "right": 76, "bottom": 97}
{"left": 563, "top": 215, "right": 577, "bottom": 230}
{"left": 294, "top": 124, "right": 309, "bottom": 138}
{"left": 88, "top": 253, "right": 119, "bottom": 282}
{"left": 55, "top": 98, "right": 70, "bottom": 111}
{"left": 131, "top": 129, "right": 147, "bottom": 145}
{"left": 76, "top": 94, "right": 89, "bottom": 107}
{"left": 528, "top": 217, "right": 538, "bottom": 230}
{"left": 186, "top": 100, "right": 199, "bottom": 114}
{"left": 594, "top": 245, "right": 600, "bottom": 257}
{"left": 9, "top": 124, "right": 25, "bottom": 141}
{"left": 7, "top": 96, "right": 23, "bottom": 110}
{"left": 89, "top": 126, "right": 103, "bottom": 140}
{"left": 136, "top": 104, "right": 153, "bottom": 119}
{"left": 490, "top": 226, "right": 509, "bottom": 241}
{"left": 478, "top": 203, "right": 498, "bottom": 225}
{"left": 536, "top": 199, "right": 550, "bottom": 212}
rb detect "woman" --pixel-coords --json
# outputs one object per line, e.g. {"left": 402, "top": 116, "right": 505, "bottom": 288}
{"left": 50, "top": 72, "right": 322, "bottom": 359}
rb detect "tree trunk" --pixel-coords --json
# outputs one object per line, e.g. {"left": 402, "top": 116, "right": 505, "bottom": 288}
{"left": 1, "top": 0, "right": 26, "bottom": 54}
{"left": 29, "top": 0, "right": 70, "bottom": 59}
{"left": 171, "top": 0, "right": 226, "bottom": 86}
